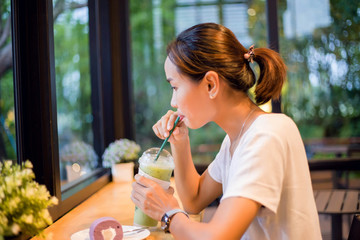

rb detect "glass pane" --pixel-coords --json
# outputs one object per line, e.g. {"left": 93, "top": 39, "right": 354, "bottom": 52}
{"left": 131, "top": 0, "right": 267, "bottom": 165}
{"left": 53, "top": 0, "right": 98, "bottom": 192}
{"left": 223, "top": 3, "right": 252, "bottom": 46}
{"left": 175, "top": 5, "right": 219, "bottom": 34}
{"left": 0, "top": 0, "right": 16, "bottom": 161}
{"left": 279, "top": 0, "right": 360, "bottom": 159}
{"left": 177, "top": 0, "right": 197, "bottom": 4}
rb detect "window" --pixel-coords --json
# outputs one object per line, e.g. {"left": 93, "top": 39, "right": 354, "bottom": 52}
{"left": 175, "top": 0, "right": 253, "bottom": 46}
{"left": 53, "top": 0, "right": 99, "bottom": 193}
{"left": 0, "top": 0, "right": 15, "bottom": 161}
{"left": 278, "top": 0, "right": 360, "bottom": 159}
{"left": 131, "top": 0, "right": 268, "bottom": 165}
{"left": 10, "top": 0, "right": 133, "bottom": 220}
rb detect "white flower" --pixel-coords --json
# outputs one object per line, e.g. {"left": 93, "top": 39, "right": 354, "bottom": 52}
{"left": 40, "top": 209, "right": 52, "bottom": 225}
{"left": 0, "top": 188, "right": 4, "bottom": 202}
{"left": 24, "top": 160, "right": 33, "bottom": 169}
{"left": 0, "top": 160, "right": 58, "bottom": 237}
{"left": 24, "top": 185, "right": 35, "bottom": 197}
{"left": 8, "top": 197, "right": 20, "bottom": 212}
{"left": 21, "top": 214, "right": 33, "bottom": 224}
{"left": 11, "top": 223, "right": 20, "bottom": 235}
{"left": 50, "top": 196, "right": 59, "bottom": 205}
{"left": 102, "top": 139, "right": 141, "bottom": 167}
{"left": 4, "top": 160, "right": 12, "bottom": 169}
{"left": 59, "top": 141, "right": 98, "bottom": 169}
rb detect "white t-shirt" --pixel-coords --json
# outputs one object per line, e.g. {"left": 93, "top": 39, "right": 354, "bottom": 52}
{"left": 208, "top": 114, "right": 322, "bottom": 240}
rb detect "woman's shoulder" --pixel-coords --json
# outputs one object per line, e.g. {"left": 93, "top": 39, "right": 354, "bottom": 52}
{"left": 250, "top": 113, "right": 298, "bottom": 134}
{"left": 256, "top": 112, "right": 292, "bottom": 121}
{"left": 254, "top": 113, "right": 295, "bottom": 125}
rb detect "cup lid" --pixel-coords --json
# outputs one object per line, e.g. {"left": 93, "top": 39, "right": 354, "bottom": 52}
{"left": 139, "top": 148, "right": 174, "bottom": 168}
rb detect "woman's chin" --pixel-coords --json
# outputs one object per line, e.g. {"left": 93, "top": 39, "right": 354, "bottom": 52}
{"left": 183, "top": 119, "right": 195, "bottom": 129}
{"left": 185, "top": 119, "right": 207, "bottom": 130}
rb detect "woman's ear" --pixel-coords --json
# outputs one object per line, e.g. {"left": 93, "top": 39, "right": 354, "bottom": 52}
{"left": 204, "top": 71, "right": 220, "bottom": 99}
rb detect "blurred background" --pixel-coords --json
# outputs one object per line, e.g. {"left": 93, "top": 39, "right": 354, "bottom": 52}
{"left": 1, "top": 1, "right": 359, "bottom": 238}
{"left": 0, "top": 0, "right": 359, "bottom": 182}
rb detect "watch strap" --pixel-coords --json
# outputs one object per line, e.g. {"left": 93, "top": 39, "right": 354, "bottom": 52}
{"left": 166, "top": 209, "right": 189, "bottom": 218}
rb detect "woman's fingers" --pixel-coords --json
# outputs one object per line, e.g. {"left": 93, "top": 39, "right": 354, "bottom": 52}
{"left": 167, "top": 114, "right": 178, "bottom": 131}
{"left": 152, "top": 110, "right": 189, "bottom": 143}
{"left": 152, "top": 118, "right": 167, "bottom": 139}
{"left": 152, "top": 110, "right": 178, "bottom": 139}
{"left": 161, "top": 114, "right": 170, "bottom": 138}
{"left": 131, "top": 179, "right": 153, "bottom": 211}
{"left": 134, "top": 174, "right": 159, "bottom": 189}
{"left": 131, "top": 189, "right": 145, "bottom": 207}
{"left": 152, "top": 123, "right": 163, "bottom": 139}
{"left": 131, "top": 175, "right": 180, "bottom": 221}
{"left": 132, "top": 175, "right": 163, "bottom": 204}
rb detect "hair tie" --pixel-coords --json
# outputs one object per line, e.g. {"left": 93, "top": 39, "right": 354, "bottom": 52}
{"left": 244, "top": 45, "right": 255, "bottom": 63}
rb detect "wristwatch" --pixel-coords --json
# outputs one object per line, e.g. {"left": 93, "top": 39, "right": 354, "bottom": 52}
{"left": 161, "top": 209, "right": 189, "bottom": 233}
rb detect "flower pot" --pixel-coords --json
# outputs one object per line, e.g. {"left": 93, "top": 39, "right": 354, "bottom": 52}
{"left": 65, "top": 164, "right": 82, "bottom": 182}
{"left": 111, "top": 162, "right": 135, "bottom": 182}
{"left": 65, "top": 164, "right": 90, "bottom": 182}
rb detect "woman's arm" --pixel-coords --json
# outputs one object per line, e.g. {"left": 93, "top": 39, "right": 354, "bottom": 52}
{"left": 170, "top": 197, "right": 260, "bottom": 240}
{"left": 131, "top": 175, "right": 260, "bottom": 240}
{"left": 170, "top": 137, "right": 222, "bottom": 214}
{"left": 152, "top": 110, "right": 222, "bottom": 213}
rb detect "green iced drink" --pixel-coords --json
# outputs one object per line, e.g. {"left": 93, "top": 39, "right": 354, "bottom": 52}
{"left": 140, "top": 164, "right": 173, "bottom": 181}
{"left": 133, "top": 148, "right": 174, "bottom": 227}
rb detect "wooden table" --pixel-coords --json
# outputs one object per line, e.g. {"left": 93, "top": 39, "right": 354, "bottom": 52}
{"left": 32, "top": 179, "right": 200, "bottom": 240}
{"left": 314, "top": 189, "right": 360, "bottom": 240}
{"left": 309, "top": 157, "right": 360, "bottom": 189}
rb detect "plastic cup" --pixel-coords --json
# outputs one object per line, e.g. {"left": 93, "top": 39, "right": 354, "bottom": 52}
{"left": 133, "top": 148, "right": 175, "bottom": 227}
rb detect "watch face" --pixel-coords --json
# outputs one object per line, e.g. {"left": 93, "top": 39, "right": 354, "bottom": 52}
{"left": 161, "top": 221, "right": 166, "bottom": 230}
{"left": 161, "top": 214, "right": 170, "bottom": 231}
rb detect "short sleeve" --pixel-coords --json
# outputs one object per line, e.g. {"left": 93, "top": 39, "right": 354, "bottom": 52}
{"left": 222, "top": 130, "right": 287, "bottom": 214}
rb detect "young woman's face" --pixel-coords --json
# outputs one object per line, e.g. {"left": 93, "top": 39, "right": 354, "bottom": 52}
{"left": 164, "top": 57, "right": 213, "bottom": 129}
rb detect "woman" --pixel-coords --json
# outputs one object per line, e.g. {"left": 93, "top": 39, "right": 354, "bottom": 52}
{"left": 131, "top": 23, "right": 321, "bottom": 240}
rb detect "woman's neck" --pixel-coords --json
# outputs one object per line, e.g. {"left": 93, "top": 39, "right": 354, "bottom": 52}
{"left": 214, "top": 94, "right": 261, "bottom": 143}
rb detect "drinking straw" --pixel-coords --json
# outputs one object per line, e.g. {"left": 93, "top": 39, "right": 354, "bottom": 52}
{"left": 154, "top": 115, "right": 182, "bottom": 161}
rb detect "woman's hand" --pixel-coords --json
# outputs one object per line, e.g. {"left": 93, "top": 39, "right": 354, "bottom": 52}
{"left": 131, "top": 174, "right": 181, "bottom": 221}
{"left": 152, "top": 110, "right": 188, "bottom": 144}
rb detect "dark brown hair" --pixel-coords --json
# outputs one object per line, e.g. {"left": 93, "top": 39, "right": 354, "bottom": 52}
{"left": 166, "top": 23, "right": 286, "bottom": 105}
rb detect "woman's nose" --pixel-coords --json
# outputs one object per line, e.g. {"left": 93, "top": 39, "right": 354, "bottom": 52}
{"left": 170, "top": 94, "right": 177, "bottom": 108}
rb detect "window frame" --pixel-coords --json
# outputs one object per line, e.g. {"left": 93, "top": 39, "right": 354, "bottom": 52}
{"left": 10, "top": 0, "right": 134, "bottom": 220}
{"left": 266, "top": 0, "right": 281, "bottom": 113}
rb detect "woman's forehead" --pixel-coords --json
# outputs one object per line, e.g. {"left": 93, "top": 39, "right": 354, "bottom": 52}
{"left": 165, "top": 57, "right": 181, "bottom": 79}
{"left": 164, "top": 57, "right": 175, "bottom": 72}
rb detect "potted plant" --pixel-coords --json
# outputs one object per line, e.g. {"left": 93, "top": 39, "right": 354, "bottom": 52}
{"left": 0, "top": 160, "right": 58, "bottom": 240}
{"left": 102, "top": 139, "right": 141, "bottom": 182}
{"left": 59, "top": 141, "right": 98, "bottom": 182}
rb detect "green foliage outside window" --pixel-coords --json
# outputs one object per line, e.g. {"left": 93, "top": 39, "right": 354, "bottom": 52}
{"left": 53, "top": 0, "right": 96, "bottom": 184}
{"left": 0, "top": 0, "right": 16, "bottom": 161}
{"left": 53, "top": 0, "right": 93, "bottom": 149}
{"left": 277, "top": 0, "right": 360, "bottom": 140}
